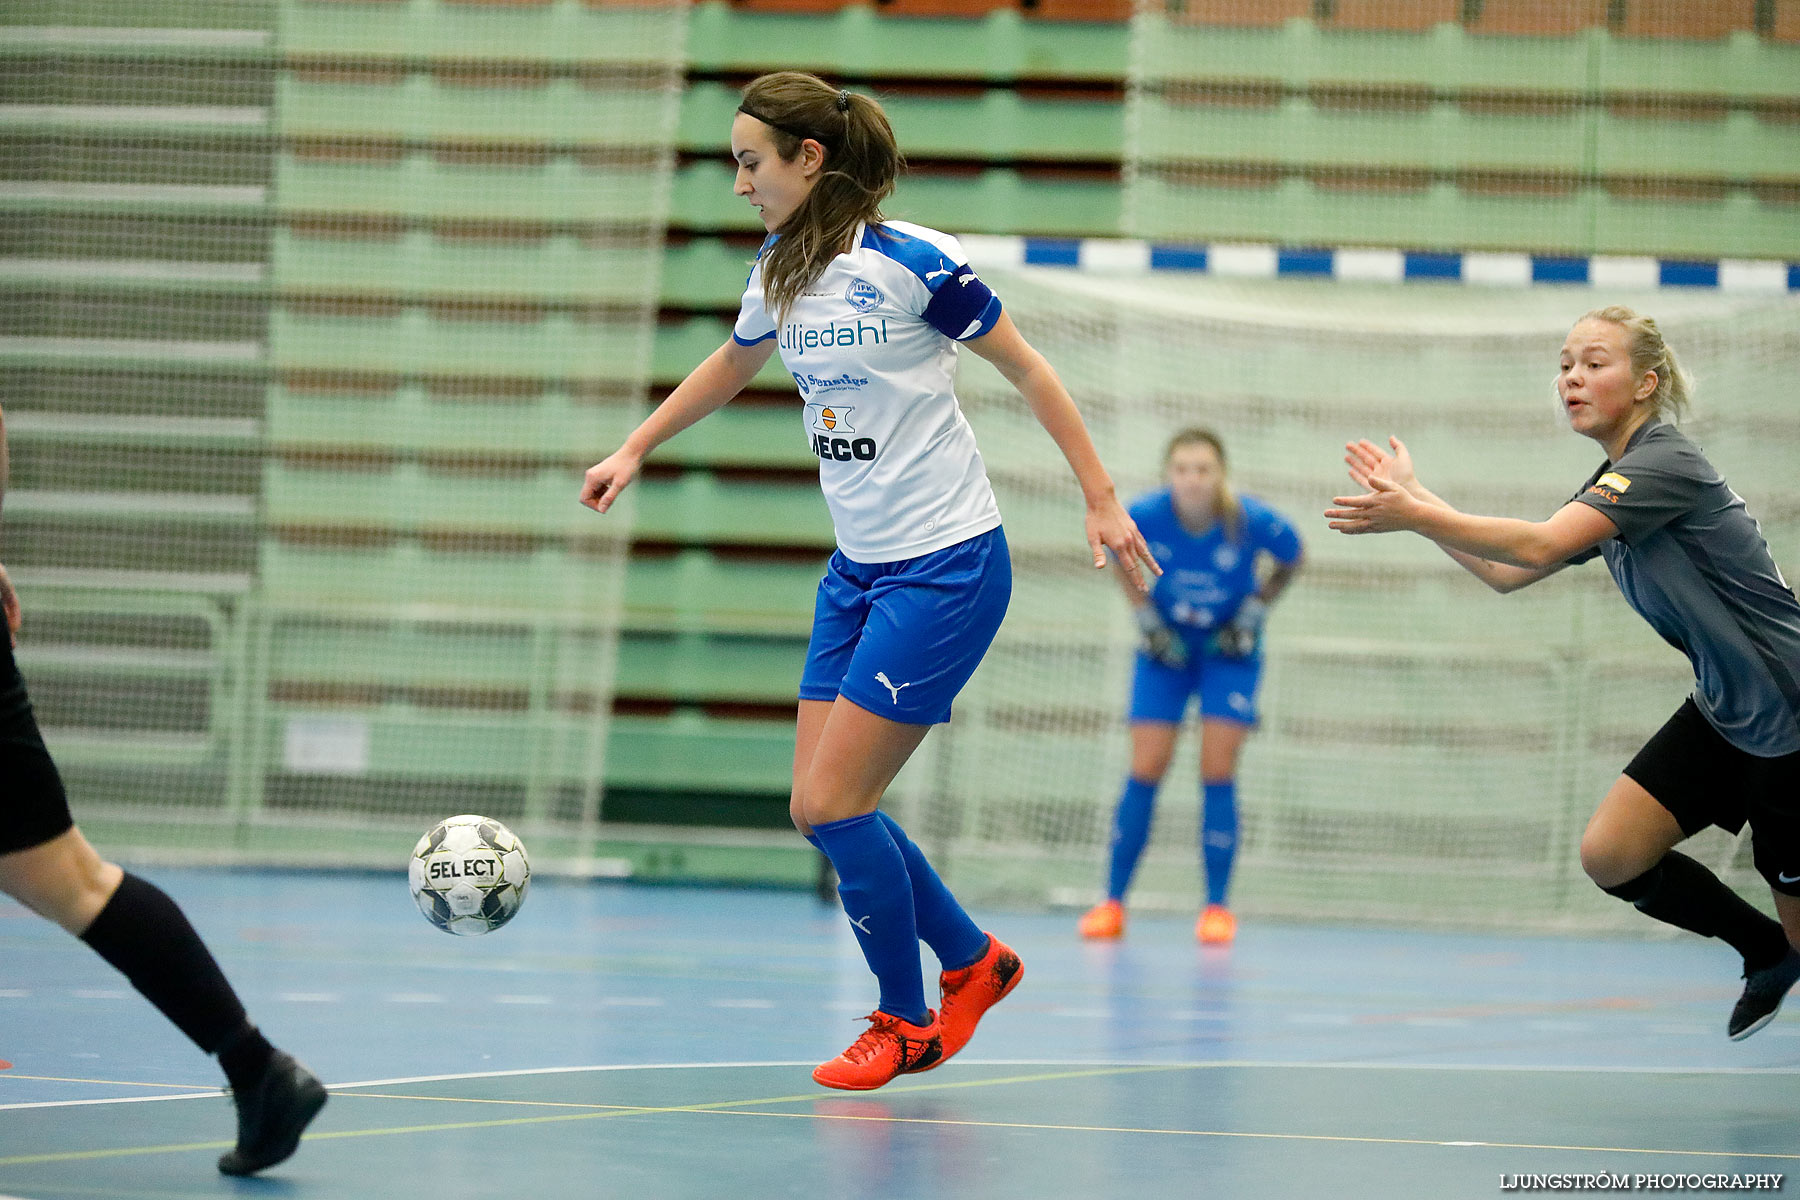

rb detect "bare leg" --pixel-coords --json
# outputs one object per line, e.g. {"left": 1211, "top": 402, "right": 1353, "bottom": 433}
{"left": 1578, "top": 775, "right": 1685, "bottom": 888}
{"left": 0, "top": 826, "right": 124, "bottom": 935}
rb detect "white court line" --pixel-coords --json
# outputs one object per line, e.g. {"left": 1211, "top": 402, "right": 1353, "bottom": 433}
{"left": 0, "top": 1090, "right": 220, "bottom": 1112}
{"left": 7, "top": 1058, "right": 1800, "bottom": 1113}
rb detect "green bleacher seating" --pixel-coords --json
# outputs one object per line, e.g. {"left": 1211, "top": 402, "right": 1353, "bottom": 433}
{"left": 275, "top": 153, "right": 666, "bottom": 224}
{"left": 279, "top": 0, "right": 687, "bottom": 64}
{"left": 268, "top": 306, "right": 652, "bottom": 380}
{"left": 273, "top": 230, "right": 655, "bottom": 302}
{"left": 277, "top": 73, "right": 674, "bottom": 146}
{"left": 686, "top": 0, "right": 1126, "bottom": 81}
{"left": 680, "top": 80, "right": 1123, "bottom": 162}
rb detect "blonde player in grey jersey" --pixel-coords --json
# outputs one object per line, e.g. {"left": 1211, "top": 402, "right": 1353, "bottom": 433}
{"left": 1329, "top": 305, "right": 1800, "bottom": 1040}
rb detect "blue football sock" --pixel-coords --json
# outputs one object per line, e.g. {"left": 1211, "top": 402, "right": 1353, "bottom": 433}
{"left": 875, "top": 811, "right": 987, "bottom": 971}
{"left": 811, "top": 813, "right": 929, "bottom": 1026}
{"left": 1105, "top": 778, "right": 1158, "bottom": 902}
{"left": 1201, "top": 780, "right": 1239, "bottom": 907}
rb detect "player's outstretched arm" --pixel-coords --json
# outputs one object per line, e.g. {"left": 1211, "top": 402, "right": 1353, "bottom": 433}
{"left": 1328, "top": 478, "right": 1615, "bottom": 573}
{"left": 581, "top": 337, "right": 775, "bottom": 513}
{"left": 963, "top": 313, "right": 1160, "bottom": 591}
{"left": 1340, "top": 435, "right": 1579, "bottom": 594}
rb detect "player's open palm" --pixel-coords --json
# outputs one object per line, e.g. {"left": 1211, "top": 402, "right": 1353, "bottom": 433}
{"left": 1345, "top": 436, "right": 1416, "bottom": 493}
{"left": 580, "top": 448, "right": 641, "bottom": 514}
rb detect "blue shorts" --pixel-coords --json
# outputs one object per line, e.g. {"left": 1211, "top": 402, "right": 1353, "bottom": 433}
{"left": 1128, "top": 649, "right": 1263, "bottom": 727}
{"left": 800, "top": 526, "right": 1011, "bottom": 726}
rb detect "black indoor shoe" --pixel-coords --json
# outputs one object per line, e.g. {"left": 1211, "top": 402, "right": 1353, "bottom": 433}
{"left": 1728, "top": 948, "right": 1800, "bottom": 1041}
{"left": 217, "top": 1050, "right": 328, "bottom": 1175}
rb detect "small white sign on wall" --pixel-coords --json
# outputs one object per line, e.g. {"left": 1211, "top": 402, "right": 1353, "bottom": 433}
{"left": 283, "top": 716, "right": 371, "bottom": 776}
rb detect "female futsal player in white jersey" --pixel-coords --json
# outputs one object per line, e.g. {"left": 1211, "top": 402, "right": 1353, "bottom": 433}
{"left": 581, "top": 72, "right": 1158, "bottom": 1090}
{"left": 1330, "top": 306, "right": 1800, "bottom": 1040}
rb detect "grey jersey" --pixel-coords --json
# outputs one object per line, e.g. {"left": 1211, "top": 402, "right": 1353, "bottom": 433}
{"left": 1567, "top": 420, "right": 1800, "bottom": 756}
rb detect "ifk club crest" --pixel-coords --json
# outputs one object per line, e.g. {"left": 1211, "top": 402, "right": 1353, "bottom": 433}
{"left": 844, "top": 278, "right": 884, "bottom": 312}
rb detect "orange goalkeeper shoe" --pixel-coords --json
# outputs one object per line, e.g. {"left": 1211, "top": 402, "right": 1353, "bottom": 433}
{"left": 924, "top": 934, "right": 1023, "bottom": 1067}
{"left": 1197, "top": 904, "right": 1236, "bottom": 946}
{"left": 1077, "top": 899, "right": 1125, "bottom": 940}
{"left": 812, "top": 1010, "right": 942, "bottom": 1091}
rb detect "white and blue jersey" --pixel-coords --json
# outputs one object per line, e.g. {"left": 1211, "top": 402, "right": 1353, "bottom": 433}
{"left": 733, "top": 220, "right": 1003, "bottom": 564}
{"left": 1134, "top": 490, "right": 1303, "bottom": 656}
{"left": 1128, "top": 489, "right": 1302, "bottom": 726}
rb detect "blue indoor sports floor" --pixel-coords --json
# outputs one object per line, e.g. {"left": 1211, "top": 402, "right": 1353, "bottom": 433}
{"left": 2, "top": 868, "right": 1796, "bottom": 1199}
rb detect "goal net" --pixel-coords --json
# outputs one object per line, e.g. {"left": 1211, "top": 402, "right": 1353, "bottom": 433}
{"left": 899, "top": 263, "right": 1800, "bottom": 931}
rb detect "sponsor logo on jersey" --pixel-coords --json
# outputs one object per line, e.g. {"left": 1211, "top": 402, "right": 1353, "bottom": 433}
{"left": 780, "top": 318, "right": 889, "bottom": 357}
{"left": 795, "top": 372, "right": 870, "bottom": 398}
{"left": 810, "top": 433, "right": 878, "bottom": 462}
{"left": 1588, "top": 471, "right": 1631, "bottom": 503}
{"left": 844, "top": 278, "right": 885, "bottom": 312}
{"left": 806, "top": 404, "right": 856, "bottom": 435}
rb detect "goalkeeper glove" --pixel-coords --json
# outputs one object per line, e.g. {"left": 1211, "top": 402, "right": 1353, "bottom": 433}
{"left": 1210, "top": 596, "right": 1267, "bottom": 659}
{"left": 1136, "top": 604, "right": 1188, "bottom": 668}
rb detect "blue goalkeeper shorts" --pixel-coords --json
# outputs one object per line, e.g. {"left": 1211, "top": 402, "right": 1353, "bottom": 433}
{"left": 1128, "top": 649, "right": 1263, "bottom": 726}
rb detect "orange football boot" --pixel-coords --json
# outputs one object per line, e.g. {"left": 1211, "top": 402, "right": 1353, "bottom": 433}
{"left": 922, "top": 934, "right": 1023, "bottom": 1068}
{"left": 1077, "top": 899, "right": 1125, "bottom": 940}
{"left": 812, "top": 1010, "right": 942, "bottom": 1091}
{"left": 1196, "top": 904, "right": 1236, "bottom": 946}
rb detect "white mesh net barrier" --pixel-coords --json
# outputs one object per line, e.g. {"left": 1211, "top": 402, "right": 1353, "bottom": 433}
{"left": 5, "top": 0, "right": 689, "bottom": 860}
{"left": 894, "top": 262, "right": 1800, "bottom": 930}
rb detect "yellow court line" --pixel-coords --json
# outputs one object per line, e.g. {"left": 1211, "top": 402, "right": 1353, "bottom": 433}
{"left": 0, "top": 1064, "right": 1182, "bottom": 1167}
{"left": 332, "top": 1092, "right": 645, "bottom": 1110}
{"left": 694, "top": 1106, "right": 1800, "bottom": 1162}
{"left": 6, "top": 1061, "right": 1798, "bottom": 1168}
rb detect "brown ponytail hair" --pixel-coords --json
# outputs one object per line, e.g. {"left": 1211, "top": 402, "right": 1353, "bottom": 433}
{"left": 739, "top": 72, "right": 902, "bottom": 320}
{"left": 1580, "top": 305, "right": 1693, "bottom": 423}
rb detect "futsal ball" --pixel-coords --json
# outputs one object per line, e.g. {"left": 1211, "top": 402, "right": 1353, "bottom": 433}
{"left": 409, "top": 814, "right": 531, "bottom": 936}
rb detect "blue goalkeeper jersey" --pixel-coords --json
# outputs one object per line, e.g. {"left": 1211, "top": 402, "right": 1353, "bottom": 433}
{"left": 1131, "top": 488, "right": 1302, "bottom": 652}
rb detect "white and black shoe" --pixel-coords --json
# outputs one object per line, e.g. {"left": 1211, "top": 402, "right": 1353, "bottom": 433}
{"left": 1728, "top": 949, "right": 1800, "bottom": 1041}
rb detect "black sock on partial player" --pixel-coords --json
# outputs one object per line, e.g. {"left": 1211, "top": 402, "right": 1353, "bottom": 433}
{"left": 217, "top": 1024, "right": 278, "bottom": 1095}
{"left": 1603, "top": 851, "right": 1791, "bottom": 971}
{"left": 79, "top": 872, "right": 267, "bottom": 1079}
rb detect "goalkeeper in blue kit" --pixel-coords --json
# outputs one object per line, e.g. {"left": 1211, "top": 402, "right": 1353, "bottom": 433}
{"left": 1080, "top": 428, "right": 1303, "bottom": 945}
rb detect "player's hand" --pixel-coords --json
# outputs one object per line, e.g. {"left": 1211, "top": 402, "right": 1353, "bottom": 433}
{"left": 1325, "top": 474, "right": 1424, "bottom": 534}
{"left": 580, "top": 448, "right": 642, "bottom": 514}
{"left": 1345, "top": 436, "right": 1418, "bottom": 493}
{"left": 0, "top": 563, "right": 20, "bottom": 647}
{"left": 1087, "top": 494, "right": 1161, "bottom": 593}
{"left": 1134, "top": 605, "right": 1187, "bottom": 668}
{"left": 1209, "top": 595, "right": 1266, "bottom": 659}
